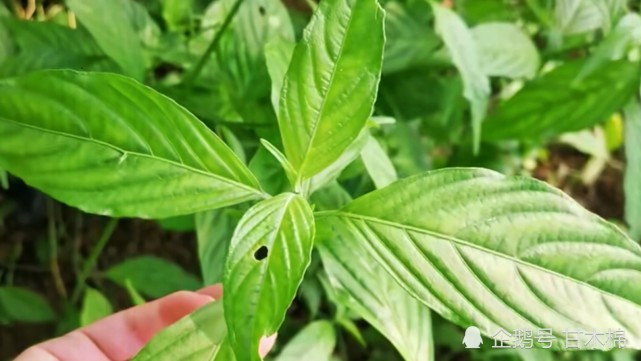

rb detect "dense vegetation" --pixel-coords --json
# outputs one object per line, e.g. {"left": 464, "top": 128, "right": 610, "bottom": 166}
{"left": 1, "top": 0, "right": 641, "bottom": 360}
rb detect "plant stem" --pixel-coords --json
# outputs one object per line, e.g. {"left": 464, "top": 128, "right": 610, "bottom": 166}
{"left": 70, "top": 217, "right": 118, "bottom": 304}
{"left": 47, "top": 200, "right": 67, "bottom": 299}
{"left": 182, "top": 0, "right": 244, "bottom": 86}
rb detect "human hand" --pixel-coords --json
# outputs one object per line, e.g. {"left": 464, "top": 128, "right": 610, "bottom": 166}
{"left": 14, "top": 285, "right": 276, "bottom": 361}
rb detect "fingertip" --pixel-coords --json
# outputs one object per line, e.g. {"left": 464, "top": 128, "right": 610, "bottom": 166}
{"left": 259, "top": 333, "right": 277, "bottom": 358}
{"left": 196, "top": 284, "right": 223, "bottom": 300}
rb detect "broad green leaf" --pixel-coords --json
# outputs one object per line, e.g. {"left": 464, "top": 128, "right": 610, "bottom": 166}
{"left": 278, "top": 0, "right": 385, "bottom": 179}
{"left": 224, "top": 193, "right": 315, "bottom": 361}
{"left": 554, "top": 0, "right": 604, "bottom": 35}
{"left": 317, "top": 168, "right": 641, "bottom": 349}
{"left": 482, "top": 60, "right": 641, "bottom": 142}
{"left": 624, "top": 99, "right": 641, "bottom": 241}
{"left": 432, "top": 3, "right": 489, "bottom": 152}
{"left": 67, "top": 0, "right": 145, "bottom": 80}
{"left": 361, "top": 136, "right": 397, "bottom": 189}
{"left": 0, "top": 71, "right": 265, "bottom": 218}
{"left": 105, "top": 256, "right": 201, "bottom": 298}
{"left": 318, "top": 223, "right": 433, "bottom": 361}
{"left": 472, "top": 23, "right": 540, "bottom": 79}
{"left": 275, "top": 321, "right": 336, "bottom": 361}
{"left": 383, "top": 1, "right": 439, "bottom": 74}
{"left": 265, "top": 37, "right": 295, "bottom": 114}
{"left": 196, "top": 208, "right": 243, "bottom": 284}
{"left": 133, "top": 300, "right": 235, "bottom": 361}
{"left": 0, "top": 287, "right": 55, "bottom": 323}
{"left": 0, "top": 19, "right": 114, "bottom": 78}
{"left": 80, "top": 288, "right": 113, "bottom": 326}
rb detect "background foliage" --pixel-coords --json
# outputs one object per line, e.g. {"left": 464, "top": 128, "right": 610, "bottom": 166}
{"left": 1, "top": 0, "right": 641, "bottom": 360}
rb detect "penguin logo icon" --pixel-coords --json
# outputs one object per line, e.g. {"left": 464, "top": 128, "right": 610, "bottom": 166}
{"left": 463, "top": 326, "right": 483, "bottom": 348}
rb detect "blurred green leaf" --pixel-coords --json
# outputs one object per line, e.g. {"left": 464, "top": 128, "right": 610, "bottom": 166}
{"left": 554, "top": 0, "right": 605, "bottom": 35}
{"left": 196, "top": 208, "right": 242, "bottom": 284}
{"left": 157, "top": 215, "right": 196, "bottom": 232}
{"left": 0, "top": 19, "right": 115, "bottom": 78}
{"left": 383, "top": 1, "right": 439, "bottom": 74}
{"left": 432, "top": 3, "right": 490, "bottom": 152}
{"left": 132, "top": 300, "right": 235, "bottom": 361}
{"left": 579, "top": 13, "right": 641, "bottom": 81}
{"left": 472, "top": 22, "right": 540, "bottom": 79}
{"left": 0, "top": 286, "right": 55, "bottom": 323}
{"left": 361, "top": 136, "right": 398, "bottom": 189}
{"left": 624, "top": 99, "right": 641, "bottom": 241}
{"left": 80, "top": 288, "right": 113, "bottom": 326}
{"left": 67, "top": 0, "right": 146, "bottom": 80}
{"left": 105, "top": 256, "right": 202, "bottom": 298}
{"left": 483, "top": 60, "right": 641, "bottom": 142}
{"left": 160, "top": 0, "right": 193, "bottom": 31}
{"left": 275, "top": 321, "right": 336, "bottom": 361}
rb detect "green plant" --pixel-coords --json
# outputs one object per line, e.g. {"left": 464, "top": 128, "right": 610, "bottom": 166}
{"left": 2, "top": 0, "right": 641, "bottom": 360}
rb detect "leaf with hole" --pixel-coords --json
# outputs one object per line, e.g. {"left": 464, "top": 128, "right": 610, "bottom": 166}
{"left": 318, "top": 168, "right": 641, "bottom": 349}
{"left": 277, "top": 0, "right": 385, "bottom": 179}
{"left": 0, "top": 70, "right": 265, "bottom": 218}
{"left": 224, "top": 193, "right": 315, "bottom": 361}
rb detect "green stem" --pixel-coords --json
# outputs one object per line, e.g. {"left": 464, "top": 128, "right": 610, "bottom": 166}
{"left": 182, "top": 0, "right": 244, "bottom": 86}
{"left": 71, "top": 218, "right": 118, "bottom": 304}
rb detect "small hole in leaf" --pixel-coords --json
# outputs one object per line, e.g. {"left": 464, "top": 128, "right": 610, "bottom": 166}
{"left": 258, "top": 6, "right": 266, "bottom": 15}
{"left": 254, "top": 246, "right": 269, "bottom": 261}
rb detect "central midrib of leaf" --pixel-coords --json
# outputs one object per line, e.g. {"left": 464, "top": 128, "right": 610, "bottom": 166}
{"left": 297, "top": 2, "right": 359, "bottom": 179}
{"left": 329, "top": 211, "right": 641, "bottom": 311}
{"left": 0, "top": 116, "right": 267, "bottom": 198}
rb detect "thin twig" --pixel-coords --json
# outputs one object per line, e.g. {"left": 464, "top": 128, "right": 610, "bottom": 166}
{"left": 182, "top": 0, "right": 244, "bottom": 86}
{"left": 47, "top": 200, "right": 68, "bottom": 299}
{"left": 71, "top": 218, "right": 118, "bottom": 304}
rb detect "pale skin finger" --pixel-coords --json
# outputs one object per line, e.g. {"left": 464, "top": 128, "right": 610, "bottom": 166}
{"left": 14, "top": 285, "right": 275, "bottom": 360}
